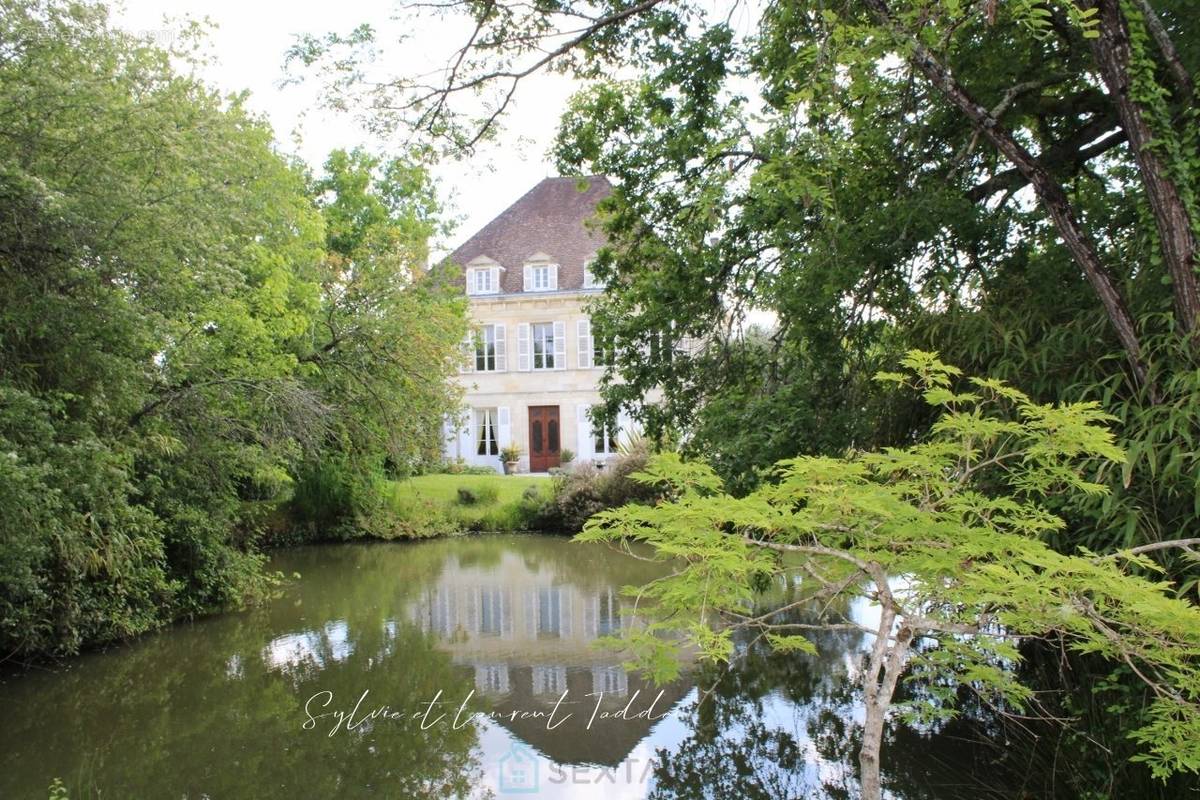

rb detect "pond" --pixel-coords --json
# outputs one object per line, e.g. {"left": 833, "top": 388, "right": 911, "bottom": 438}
{"left": 1, "top": 534, "right": 1020, "bottom": 798}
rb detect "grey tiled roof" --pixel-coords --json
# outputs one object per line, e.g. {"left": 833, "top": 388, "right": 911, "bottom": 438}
{"left": 447, "top": 175, "right": 611, "bottom": 293}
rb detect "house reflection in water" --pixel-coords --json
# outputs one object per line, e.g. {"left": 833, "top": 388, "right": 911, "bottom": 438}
{"left": 406, "top": 549, "right": 691, "bottom": 766}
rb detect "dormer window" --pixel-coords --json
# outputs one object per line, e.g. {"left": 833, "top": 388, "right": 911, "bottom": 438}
{"left": 522, "top": 254, "right": 558, "bottom": 292}
{"left": 583, "top": 258, "right": 604, "bottom": 289}
{"left": 467, "top": 266, "right": 499, "bottom": 295}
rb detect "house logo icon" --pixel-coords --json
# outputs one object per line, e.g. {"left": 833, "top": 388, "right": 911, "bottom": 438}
{"left": 497, "top": 742, "right": 540, "bottom": 794}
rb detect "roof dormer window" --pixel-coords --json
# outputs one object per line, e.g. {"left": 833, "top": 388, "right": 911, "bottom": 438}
{"left": 468, "top": 267, "right": 498, "bottom": 294}
{"left": 583, "top": 257, "right": 604, "bottom": 289}
{"left": 522, "top": 255, "right": 558, "bottom": 292}
{"left": 465, "top": 256, "right": 502, "bottom": 295}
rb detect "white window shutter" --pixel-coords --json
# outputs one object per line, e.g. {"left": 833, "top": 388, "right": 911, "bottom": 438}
{"left": 577, "top": 319, "right": 592, "bottom": 369}
{"left": 523, "top": 265, "right": 532, "bottom": 291}
{"left": 561, "top": 589, "right": 572, "bottom": 637}
{"left": 553, "top": 320, "right": 566, "bottom": 369}
{"left": 576, "top": 404, "right": 591, "bottom": 458}
{"left": 461, "top": 331, "right": 475, "bottom": 373}
{"left": 456, "top": 410, "right": 472, "bottom": 458}
{"left": 494, "top": 324, "right": 507, "bottom": 371}
{"left": 517, "top": 323, "right": 531, "bottom": 371}
{"left": 524, "top": 590, "right": 536, "bottom": 637}
{"left": 491, "top": 267, "right": 500, "bottom": 293}
{"left": 497, "top": 406, "right": 511, "bottom": 450}
{"left": 549, "top": 264, "right": 558, "bottom": 290}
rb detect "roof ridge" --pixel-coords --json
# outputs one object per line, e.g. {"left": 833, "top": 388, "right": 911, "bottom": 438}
{"left": 445, "top": 175, "right": 612, "bottom": 293}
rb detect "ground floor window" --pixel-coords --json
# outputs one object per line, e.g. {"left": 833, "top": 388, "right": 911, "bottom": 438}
{"left": 476, "top": 408, "right": 498, "bottom": 456}
{"left": 593, "top": 414, "right": 619, "bottom": 455}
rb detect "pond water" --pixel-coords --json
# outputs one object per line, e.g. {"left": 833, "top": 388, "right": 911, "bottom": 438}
{"left": 0, "top": 534, "right": 1017, "bottom": 798}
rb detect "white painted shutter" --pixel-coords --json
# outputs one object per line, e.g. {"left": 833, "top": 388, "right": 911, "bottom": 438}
{"left": 548, "top": 264, "right": 558, "bottom": 290}
{"left": 560, "top": 588, "right": 572, "bottom": 637}
{"left": 553, "top": 320, "right": 566, "bottom": 370}
{"left": 494, "top": 324, "right": 507, "bottom": 371}
{"left": 497, "top": 406, "right": 511, "bottom": 450}
{"left": 523, "top": 265, "right": 532, "bottom": 292}
{"left": 461, "top": 331, "right": 475, "bottom": 373}
{"left": 517, "top": 323, "right": 531, "bottom": 371}
{"left": 576, "top": 404, "right": 591, "bottom": 459}
{"left": 577, "top": 319, "right": 592, "bottom": 369}
{"left": 490, "top": 267, "right": 500, "bottom": 293}
{"left": 456, "top": 410, "right": 472, "bottom": 458}
{"left": 585, "top": 595, "right": 597, "bottom": 638}
{"left": 442, "top": 415, "right": 456, "bottom": 459}
{"left": 467, "top": 409, "right": 478, "bottom": 456}
{"left": 524, "top": 590, "right": 536, "bottom": 637}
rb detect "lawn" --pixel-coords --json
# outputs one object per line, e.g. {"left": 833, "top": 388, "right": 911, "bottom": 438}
{"left": 382, "top": 473, "right": 552, "bottom": 534}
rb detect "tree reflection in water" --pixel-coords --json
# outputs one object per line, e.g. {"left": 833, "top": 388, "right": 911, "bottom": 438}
{"left": 649, "top": 598, "right": 1020, "bottom": 800}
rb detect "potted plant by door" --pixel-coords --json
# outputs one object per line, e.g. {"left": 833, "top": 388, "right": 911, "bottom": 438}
{"left": 500, "top": 444, "right": 522, "bottom": 475}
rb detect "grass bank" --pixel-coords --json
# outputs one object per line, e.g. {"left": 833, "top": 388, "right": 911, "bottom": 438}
{"left": 379, "top": 473, "right": 552, "bottom": 535}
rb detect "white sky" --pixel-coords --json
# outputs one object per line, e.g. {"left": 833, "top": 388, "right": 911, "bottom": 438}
{"left": 112, "top": 0, "right": 585, "bottom": 251}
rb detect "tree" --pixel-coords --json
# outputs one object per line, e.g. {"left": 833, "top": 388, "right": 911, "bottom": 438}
{"left": 579, "top": 351, "right": 1200, "bottom": 799}
{"left": 0, "top": 0, "right": 465, "bottom": 658}
{"left": 290, "top": 0, "right": 1200, "bottom": 552}
{"left": 290, "top": 147, "right": 467, "bottom": 533}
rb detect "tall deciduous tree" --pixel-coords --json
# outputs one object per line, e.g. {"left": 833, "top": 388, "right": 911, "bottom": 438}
{"left": 0, "top": 0, "right": 465, "bottom": 658}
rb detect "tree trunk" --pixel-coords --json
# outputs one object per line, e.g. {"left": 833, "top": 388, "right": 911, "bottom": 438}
{"left": 861, "top": 0, "right": 1154, "bottom": 395}
{"left": 858, "top": 582, "right": 915, "bottom": 800}
{"left": 1084, "top": 0, "right": 1200, "bottom": 335}
{"left": 860, "top": 692, "right": 886, "bottom": 800}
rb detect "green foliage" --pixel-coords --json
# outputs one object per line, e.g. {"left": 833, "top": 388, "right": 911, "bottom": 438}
{"left": 0, "top": 0, "right": 465, "bottom": 658}
{"left": 579, "top": 352, "right": 1200, "bottom": 780}
{"left": 536, "top": 438, "right": 661, "bottom": 532}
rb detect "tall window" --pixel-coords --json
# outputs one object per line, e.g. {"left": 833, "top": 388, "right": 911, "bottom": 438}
{"left": 532, "top": 323, "right": 556, "bottom": 369}
{"left": 475, "top": 325, "right": 499, "bottom": 371}
{"left": 578, "top": 319, "right": 612, "bottom": 369}
{"left": 593, "top": 414, "right": 619, "bottom": 455}
{"left": 479, "top": 587, "right": 509, "bottom": 636}
{"left": 596, "top": 587, "right": 621, "bottom": 636}
{"left": 530, "top": 265, "right": 551, "bottom": 290}
{"left": 476, "top": 408, "right": 499, "bottom": 456}
{"left": 537, "top": 587, "right": 562, "bottom": 637}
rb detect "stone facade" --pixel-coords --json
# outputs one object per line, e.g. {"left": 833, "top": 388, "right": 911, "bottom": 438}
{"left": 442, "top": 176, "right": 634, "bottom": 473}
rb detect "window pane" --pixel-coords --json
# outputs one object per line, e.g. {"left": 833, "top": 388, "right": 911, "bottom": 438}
{"left": 476, "top": 409, "right": 498, "bottom": 455}
{"left": 548, "top": 419, "right": 559, "bottom": 452}
{"left": 474, "top": 326, "right": 496, "bottom": 371}
{"left": 532, "top": 323, "right": 554, "bottom": 370}
{"left": 531, "top": 420, "right": 543, "bottom": 453}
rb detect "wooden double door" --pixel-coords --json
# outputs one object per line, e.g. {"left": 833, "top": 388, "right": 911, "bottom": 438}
{"left": 527, "top": 405, "right": 561, "bottom": 472}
